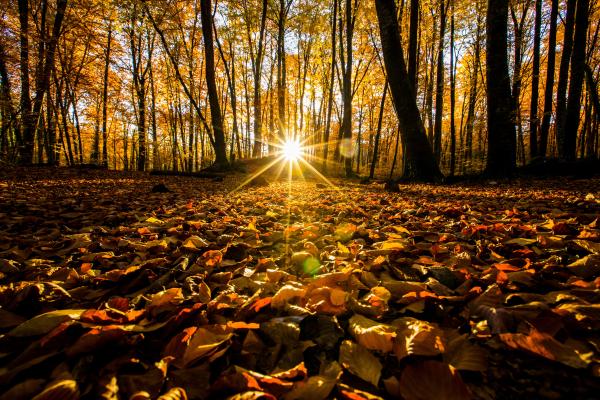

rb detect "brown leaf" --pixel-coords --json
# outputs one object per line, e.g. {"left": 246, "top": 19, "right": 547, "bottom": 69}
{"left": 392, "top": 317, "right": 445, "bottom": 360}
{"left": 339, "top": 340, "right": 382, "bottom": 387}
{"left": 348, "top": 314, "right": 396, "bottom": 353}
{"left": 500, "top": 327, "right": 592, "bottom": 368}
{"left": 399, "top": 361, "right": 471, "bottom": 400}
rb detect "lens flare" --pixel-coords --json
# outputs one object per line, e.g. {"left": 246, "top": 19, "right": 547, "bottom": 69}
{"left": 282, "top": 139, "right": 302, "bottom": 161}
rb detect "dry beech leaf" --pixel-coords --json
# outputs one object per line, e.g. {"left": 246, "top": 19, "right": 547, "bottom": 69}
{"left": 284, "top": 361, "right": 342, "bottom": 400}
{"left": 399, "top": 361, "right": 471, "bottom": 400}
{"left": 499, "top": 328, "right": 592, "bottom": 369}
{"left": 339, "top": 340, "right": 382, "bottom": 387}
{"left": 157, "top": 387, "right": 188, "bottom": 400}
{"left": 392, "top": 317, "right": 445, "bottom": 360}
{"left": 271, "top": 285, "right": 307, "bottom": 309}
{"left": 443, "top": 331, "right": 488, "bottom": 372}
{"left": 182, "top": 327, "right": 233, "bottom": 367}
{"left": 348, "top": 314, "right": 396, "bottom": 353}
{"left": 9, "top": 309, "right": 86, "bottom": 337}
{"left": 31, "top": 379, "right": 79, "bottom": 400}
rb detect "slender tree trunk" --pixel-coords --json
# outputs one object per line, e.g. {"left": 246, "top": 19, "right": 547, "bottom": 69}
{"left": 484, "top": 0, "right": 516, "bottom": 177}
{"left": 555, "top": 0, "right": 577, "bottom": 158}
{"left": 252, "top": 0, "right": 268, "bottom": 157}
{"left": 101, "top": 22, "right": 112, "bottom": 167}
{"left": 200, "top": 0, "right": 228, "bottom": 167}
{"left": 510, "top": 1, "right": 530, "bottom": 165}
{"left": 539, "top": 0, "right": 558, "bottom": 157}
{"left": 529, "top": 0, "right": 541, "bottom": 159}
{"left": 408, "top": 0, "right": 419, "bottom": 93}
{"left": 341, "top": 0, "right": 356, "bottom": 176}
{"left": 563, "top": 0, "right": 590, "bottom": 161}
{"left": 150, "top": 60, "right": 158, "bottom": 169}
{"left": 465, "top": 9, "right": 482, "bottom": 167}
{"left": 19, "top": 0, "right": 67, "bottom": 165}
{"left": 46, "top": 85, "right": 56, "bottom": 164}
{"left": 375, "top": 0, "right": 442, "bottom": 181}
{"left": 322, "top": 0, "right": 338, "bottom": 171}
{"left": 18, "top": 0, "right": 33, "bottom": 164}
{"left": 449, "top": 3, "right": 456, "bottom": 176}
{"left": 433, "top": 0, "right": 448, "bottom": 162}
{"left": 370, "top": 81, "right": 388, "bottom": 179}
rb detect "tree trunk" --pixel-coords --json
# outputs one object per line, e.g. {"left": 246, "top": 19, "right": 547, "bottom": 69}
{"left": 407, "top": 0, "right": 419, "bottom": 93}
{"left": 433, "top": 0, "right": 447, "bottom": 162}
{"left": 464, "top": 8, "right": 482, "bottom": 167}
{"left": 18, "top": 0, "right": 33, "bottom": 164}
{"left": 529, "top": 0, "right": 541, "bottom": 159}
{"left": 484, "top": 0, "right": 516, "bottom": 177}
{"left": 539, "top": 0, "right": 558, "bottom": 157}
{"left": 19, "top": 0, "right": 67, "bottom": 165}
{"left": 200, "top": 0, "right": 228, "bottom": 167}
{"left": 555, "top": 0, "right": 577, "bottom": 158}
{"left": 322, "top": 0, "right": 338, "bottom": 171}
{"left": 369, "top": 81, "right": 388, "bottom": 179}
{"left": 449, "top": 2, "right": 456, "bottom": 176}
{"left": 340, "top": 0, "right": 356, "bottom": 176}
{"left": 563, "top": 0, "right": 590, "bottom": 161}
{"left": 375, "top": 0, "right": 442, "bottom": 181}
{"left": 101, "top": 21, "right": 112, "bottom": 167}
{"left": 252, "top": 0, "right": 268, "bottom": 157}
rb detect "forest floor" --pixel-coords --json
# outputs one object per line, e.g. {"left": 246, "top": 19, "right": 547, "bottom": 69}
{"left": 0, "top": 167, "right": 599, "bottom": 399}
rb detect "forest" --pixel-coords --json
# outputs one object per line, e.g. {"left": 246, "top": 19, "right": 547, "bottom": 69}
{"left": 0, "top": 0, "right": 600, "bottom": 399}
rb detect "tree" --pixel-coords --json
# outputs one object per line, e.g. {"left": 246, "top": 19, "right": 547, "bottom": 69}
{"left": 375, "top": 0, "right": 442, "bottom": 181}
{"left": 322, "top": 0, "right": 338, "bottom": 171}
{"left": 484, "top": 0, "right": 515, "bottom": 177}
{"left": 18, "top": 0, "right": 69, "bottom": 164}
{"left": 539, "top": 0, "right": 558, "bottom": 157}
{"left": 433, "top": 0, "right": 449, "bottom": 162}
{"left": 563, "top": 0, "right": 590, "bottom": 161}
{"left": 555, "top": 0, "right": 577, "bottom": 158}
{"left": 529, "top": 0, "right": 541, "bottom": 159}
{"left": 200, "top": 0, "right": 228, "bottom": 167}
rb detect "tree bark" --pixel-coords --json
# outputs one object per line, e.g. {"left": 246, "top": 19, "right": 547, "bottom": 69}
{"left": 484, "top": 0, "right": 516, "bottom": 177}
{"left": 449, "top": 2, "right": 456, "bottom": 176}
{"left": 375, "top": 0, "right": 442, "bottom": 181}
{"left": 322, "top": 0, "right": 338, "bottom": 171}
{"left": 369, "top": 81, "right": 388, "bottom": 180}
{"left": 407, "top": 0, "right": 419, "bottom": 93}
{"left": 200, "top": 0, "right": 228, "bottom": 167}
{"left": 101, "top": 21, "right": 112, "bottom": 167}
{"left": 433, "top": 0, "right": 448, "bottom": 162}
{"left": 539, "top": 0, "right": 558, "bottom": 157}
{"left": 252, "top": 0, "right": 268, "bottom": 157}
{"left": 563, "top": 0, "right": 590, "bottom": 161}
{"left": 555, "top": 0, "right": 577, "bottom": 158}
{"left": 529, "top": 0, "right": 541, "bottom": 159}
{"left": 464, "top": 7, "right": 482, "bottom": 167}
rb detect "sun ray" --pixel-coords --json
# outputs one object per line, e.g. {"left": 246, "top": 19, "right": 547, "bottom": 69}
{"left": 230, "top": 155, "right": 285, "bottom": 193}
{"left": 297, "top": 157, "right": 340, "bottom": 190}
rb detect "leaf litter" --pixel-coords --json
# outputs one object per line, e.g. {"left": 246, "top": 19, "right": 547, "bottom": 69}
{"left": 0, "top": 168, "right": 599, "bottom": 399}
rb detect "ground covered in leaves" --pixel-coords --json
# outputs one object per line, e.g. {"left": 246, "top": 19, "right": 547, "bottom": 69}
{"left": 0, "top": 167, "right": 599, "bottom": 400}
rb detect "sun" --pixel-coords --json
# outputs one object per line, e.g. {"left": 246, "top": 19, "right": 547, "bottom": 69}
{"left": 282, "top": 139, "right": 302, "bottom": 161}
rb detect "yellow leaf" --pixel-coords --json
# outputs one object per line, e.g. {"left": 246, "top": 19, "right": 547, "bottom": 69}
{"left": 337, "top": 242, "right": 350, "bottom": 254}
{"left": 379, "top": 240, "right": 407, "bottom": 251}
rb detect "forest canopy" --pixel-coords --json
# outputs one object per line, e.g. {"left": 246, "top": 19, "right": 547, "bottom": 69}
{"left": 0, "top": 0, "right": 598, "bottom": 178}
